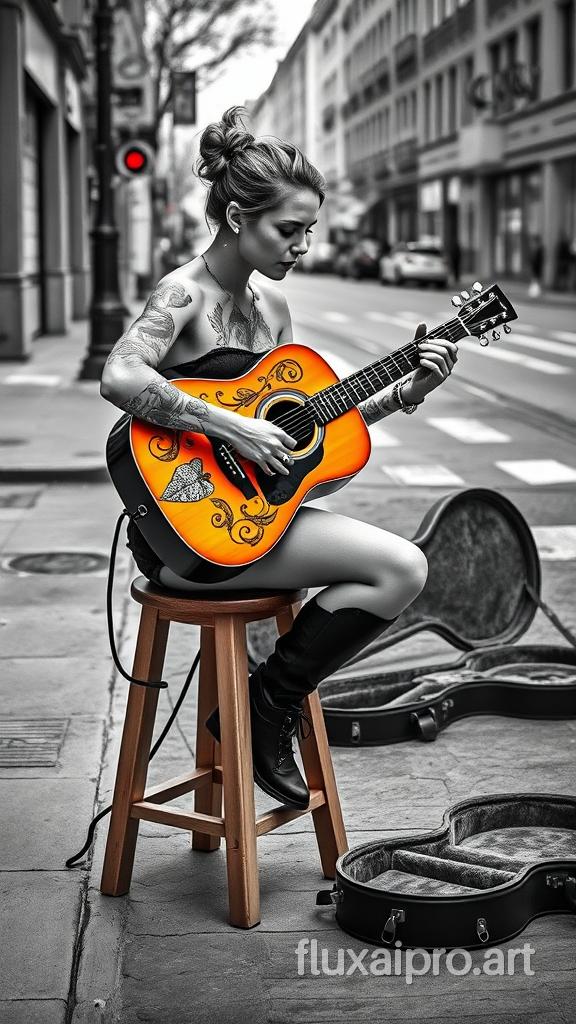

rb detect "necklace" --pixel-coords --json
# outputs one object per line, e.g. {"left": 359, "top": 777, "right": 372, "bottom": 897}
{"left": 201, "top": 253, "right": 256, "bottom": 322}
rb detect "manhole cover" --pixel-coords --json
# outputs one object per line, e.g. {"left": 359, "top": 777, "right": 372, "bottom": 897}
{"left": 0, "top": 719, "right": 69, "bottom": 767}
{"left": 4, "top": 552, "right": 109, "bottom": 575}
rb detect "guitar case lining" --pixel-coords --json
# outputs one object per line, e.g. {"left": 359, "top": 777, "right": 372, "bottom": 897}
{"left": 317, "top": 489, "right": 576, "bottom": 745}
{"left": 318, "top": 793, "right": 576, "bottom": 949}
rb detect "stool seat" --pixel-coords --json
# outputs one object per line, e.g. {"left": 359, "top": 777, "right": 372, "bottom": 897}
{"left": 101, "top": 576, "right": 348, "bottom": 928}
{"left": 130, "top": 576, "right": 308, "bottom": 622}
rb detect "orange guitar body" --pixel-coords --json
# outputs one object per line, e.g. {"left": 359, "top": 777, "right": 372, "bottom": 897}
{"left": 128, "top": 344, "right": 371, "bottom": 569}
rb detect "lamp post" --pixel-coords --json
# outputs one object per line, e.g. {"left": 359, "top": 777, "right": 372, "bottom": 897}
{"left": 79, "top": 0, "right": 125, "bottom": 380}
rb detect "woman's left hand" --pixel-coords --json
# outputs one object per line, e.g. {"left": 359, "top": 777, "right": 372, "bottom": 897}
{"left": 401, "top": 321, "right": 458, "bottom": 405}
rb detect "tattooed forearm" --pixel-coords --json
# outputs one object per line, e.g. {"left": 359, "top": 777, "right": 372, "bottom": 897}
{"left": 122, "top": 381, "right": 210, "bottom": 432}
{"left": 106, "top": 281, "right": 193, "bottom": 368}
{"left": 358, "top": 388, "right": 401, "bottom": 426}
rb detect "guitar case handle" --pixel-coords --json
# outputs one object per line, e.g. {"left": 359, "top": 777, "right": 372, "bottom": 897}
{"left": 564, "top": 876, "right": 576, "bottom": 910}
{"left": 411, "top": 707, "right": 439, "bottom": 741}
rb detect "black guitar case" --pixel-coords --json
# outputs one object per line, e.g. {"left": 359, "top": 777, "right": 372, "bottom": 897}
{"left": 316, "top": 488, "right": 576, "bottom": 746}
{"left": 317, "top": 792, "right": 576, "bottom": 950}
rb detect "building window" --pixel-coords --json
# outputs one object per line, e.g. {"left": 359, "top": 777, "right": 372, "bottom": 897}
{"left": 461, "top": 55, "right": 474, "bottom": 125}
{"left": 558, "top": 2, "right": 575, "bottom": 92}
{"left": 447, "top": 65, "right": 457, "bottom": 132}
{"left": 525, "top": 18, "right": 541, "bottom": 101}
{"left": 435, "top": 73, "right": 443, "bottom": 138}
{"left": 424, "top": 80, "right": 431, "bottom": 142}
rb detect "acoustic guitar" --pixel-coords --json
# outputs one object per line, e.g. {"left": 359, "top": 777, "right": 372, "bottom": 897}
{"left": 106, "top": 283, "right": 517, "bottom": 583}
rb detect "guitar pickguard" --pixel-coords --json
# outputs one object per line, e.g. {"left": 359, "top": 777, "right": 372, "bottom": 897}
{"left": 253, "top": 439, "right": 325, "bottom": 505}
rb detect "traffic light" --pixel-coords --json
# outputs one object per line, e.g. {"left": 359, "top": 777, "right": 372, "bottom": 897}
{"left": 115, "top": 140, "right": 155, "bottom": 178}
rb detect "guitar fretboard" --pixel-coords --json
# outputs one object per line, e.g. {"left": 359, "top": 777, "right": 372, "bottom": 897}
{"left": 308, "top": 316, "right": 468, "bottom": 424}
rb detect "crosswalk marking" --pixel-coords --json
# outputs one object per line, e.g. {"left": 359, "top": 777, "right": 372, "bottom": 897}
{"left": 323, "top": 311, "right": 350, "bottom": 323}
{"left": 553, "top": 331, "right": 576, "bottom": 344}
{"left": 459, "top": 339, "right": 568, "bottom": 375}
{"left": 495, "top": 460, "right": 576, "bottom": 485}
{"left": 426, "top": 418, "right": 511, "bottom": 443}
{"left": 501, "top": 331, "right": 576, "bottom": 358}
{"left": 382, "top": 464, "right": 465, "bottom": 486}
{"left": 3, "top": 374, "right": 62, "bottom": 386}
{"left": 531, "top": 526, "right": 576, "bottom": 560}
{"left": 364, "top": 311, "right": 414, "bottom": 329}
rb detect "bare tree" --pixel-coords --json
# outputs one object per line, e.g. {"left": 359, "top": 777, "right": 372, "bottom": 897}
{"left": 145, "top": 0, "right": 276, "bottom": 147}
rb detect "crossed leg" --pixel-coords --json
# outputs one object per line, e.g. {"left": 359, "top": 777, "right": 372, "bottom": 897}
{"left": 158, "top": 506, "right": 428, "bottom": 619}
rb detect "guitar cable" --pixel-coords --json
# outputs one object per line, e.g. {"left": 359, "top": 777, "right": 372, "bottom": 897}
{"left": 65, "top": 509, "right": 200, "bottom": 868}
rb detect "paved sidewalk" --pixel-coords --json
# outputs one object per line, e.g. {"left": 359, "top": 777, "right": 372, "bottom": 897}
{"left": 1, "top": 322, "right": 575, "bottom": 1023}
{"left": 0, "top": 317, "right": 121, "bottom": 481}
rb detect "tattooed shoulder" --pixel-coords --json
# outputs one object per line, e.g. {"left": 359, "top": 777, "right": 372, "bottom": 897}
{"left": 106, "top": 277, "right": 199, "bottom": 369}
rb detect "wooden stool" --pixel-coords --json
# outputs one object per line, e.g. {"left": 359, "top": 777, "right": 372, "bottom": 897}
{"left": 100, "top": 576, "right": 348, "bottom": 928}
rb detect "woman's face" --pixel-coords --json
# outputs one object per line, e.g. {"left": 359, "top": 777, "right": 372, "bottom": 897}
{"left": 235, "top": 188, "right": 321, "bottom": 280}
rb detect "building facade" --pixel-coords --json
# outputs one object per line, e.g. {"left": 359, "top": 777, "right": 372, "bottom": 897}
{"left": 0, "top": 0, "right": 92, "bottom": 360}
{"left": 250, "top": 0, "right": 576, "bottom": 286}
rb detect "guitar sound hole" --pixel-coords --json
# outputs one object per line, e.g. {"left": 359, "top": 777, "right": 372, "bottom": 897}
{"left": 265, "top": 400, "right": 315, "bottom": 452}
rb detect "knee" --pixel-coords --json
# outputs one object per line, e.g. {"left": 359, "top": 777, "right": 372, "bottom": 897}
{"left": 399, "top": 544, "right": 426, "bottom": 598}
{"left": 390, "top": 543, "right": 428, "bottom": 604}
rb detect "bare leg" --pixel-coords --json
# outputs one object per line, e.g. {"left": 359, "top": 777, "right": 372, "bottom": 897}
{"left": 158, "top": 507, "right": 427, "bottom": 619}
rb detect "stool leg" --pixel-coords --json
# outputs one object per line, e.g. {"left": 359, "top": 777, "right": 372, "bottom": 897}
{"left": 192, "top": 625, "right": 222, "bottom": 852}
{"left": 100, "top": 605, "right": 169, "bottom": 896}
{"left": 276, "top": 604, "right": 348, "bottom": 879}
{"left": 214, "top": 614, "right": 260, "bottom": 928}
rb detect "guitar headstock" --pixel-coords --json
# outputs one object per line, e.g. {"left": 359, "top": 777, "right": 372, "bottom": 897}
{"left": 451, "top": 282, "right": 518, "bottom": 345}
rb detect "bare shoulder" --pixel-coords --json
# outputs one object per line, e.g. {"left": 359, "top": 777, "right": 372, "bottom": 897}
{"left": 256, "top": 281, "right": 292, "bottom": 343}
{"left": 155, "top": 269, "right": 203, "bottom": 313}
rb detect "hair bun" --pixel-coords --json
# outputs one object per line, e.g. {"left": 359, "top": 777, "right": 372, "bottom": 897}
{"left": 197, "top": 106, "right": 255, "bottom": 182}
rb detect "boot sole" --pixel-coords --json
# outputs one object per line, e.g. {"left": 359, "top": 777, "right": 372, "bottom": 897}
{"left": 204, "top": 711, "right": 310, "bottom": 811}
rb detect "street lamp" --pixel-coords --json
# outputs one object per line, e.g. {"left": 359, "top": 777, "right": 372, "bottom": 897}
{"left": 79, "top": 0, "right": 125, "bottom": 380}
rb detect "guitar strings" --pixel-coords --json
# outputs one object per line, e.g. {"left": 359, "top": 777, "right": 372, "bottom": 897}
{"left": 270, "top": 317, "right": 468, "bottom": 440}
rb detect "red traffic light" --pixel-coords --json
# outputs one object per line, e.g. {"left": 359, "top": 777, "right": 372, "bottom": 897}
{"left": 115, "top": 140, "right": 155, "bottom": 178}
{"left": 124, "top": 148, "right": 147, "bottom": 172}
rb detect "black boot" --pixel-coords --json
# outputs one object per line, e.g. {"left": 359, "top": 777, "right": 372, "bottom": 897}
{"left": 205, "top": 596, "right": 397, "bottom": 808}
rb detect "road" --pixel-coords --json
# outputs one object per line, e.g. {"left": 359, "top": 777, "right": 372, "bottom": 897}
{"left": 272, "top": 272, "right": 576, "bottom": 564}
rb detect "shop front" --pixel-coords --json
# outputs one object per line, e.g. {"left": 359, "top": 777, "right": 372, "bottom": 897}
{"left": 491, "top": 167, "right": 542, "bottom": 279}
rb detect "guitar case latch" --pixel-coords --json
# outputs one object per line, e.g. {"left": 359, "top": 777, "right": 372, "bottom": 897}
{"left": 410, "top": 707, "right": 438, "bottom": 741}
{"left": 381, "top": 908, "right": 405, "bottom": 945}
{"left": 547, "top": 873, "right": 576, "bottom": 910}
{"left": 476, "top": 917, "right": 490, "bottom": 943}
{"left": 316, "top": 885, "right": 343, "bottom": 907}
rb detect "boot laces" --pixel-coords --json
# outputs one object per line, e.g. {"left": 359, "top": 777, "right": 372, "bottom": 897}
{"left": 276, "top": 707, "right": 312, "bottom": 768}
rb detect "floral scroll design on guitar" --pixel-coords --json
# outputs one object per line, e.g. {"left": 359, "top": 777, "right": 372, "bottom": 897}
{"left": 210, "top": 496, "right": 278, "bottom": 547}
{"left": 199, "top": 358, "right": 304, "bottom": 411}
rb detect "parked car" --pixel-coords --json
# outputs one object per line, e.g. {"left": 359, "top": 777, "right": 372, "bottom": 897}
{"left": 299, "top": 241, "right": 336, "bottom": 273}
{"left": 337, "top": 238, "right": 382, "bottom": 279}
{"left": 379, "top": 240, "right": 449, "bottom": 287}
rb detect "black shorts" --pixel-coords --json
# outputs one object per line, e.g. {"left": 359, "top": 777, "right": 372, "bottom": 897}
{"left": 126, "top": 518, "right": 252, "bottom": 587}
{"left": 126, "top": 518, "right": 164, "bottom": 586}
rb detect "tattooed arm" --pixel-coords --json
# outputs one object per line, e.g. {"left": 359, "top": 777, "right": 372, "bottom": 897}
{"left": 358, "top": 386, "right": 403, "bottom": 425}
{"left": 100, "top": 277, "right": 239, "bottom": 438}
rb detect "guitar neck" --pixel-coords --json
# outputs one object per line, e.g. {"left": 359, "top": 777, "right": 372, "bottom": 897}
{"left": 309, "top": 316, "right": 468, "bottom": 423}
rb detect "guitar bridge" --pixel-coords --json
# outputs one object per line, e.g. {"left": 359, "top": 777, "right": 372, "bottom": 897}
{"left": 211, "top": 438, "right": 258, "bottom": 500}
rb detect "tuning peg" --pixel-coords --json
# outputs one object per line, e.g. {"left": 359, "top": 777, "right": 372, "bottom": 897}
{"left": 479, "top": 334, "right": 489, "bottom": 346}
{"left": 492, "top": 329, "right": 500, "bottom": 341}
{"left": 503, "top": 324, "right": 511, "bottom": 334}
{"left": 472, "top": 281, "right": 483, "bottom": 293}
{"left": 460, "top": 290, "right": 470, "bottom": 300}
{"left": 451, "top": 295, "right": 462, "bottom": 307}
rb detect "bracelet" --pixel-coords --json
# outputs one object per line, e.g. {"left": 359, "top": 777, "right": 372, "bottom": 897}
{"left": 392, "top": 378, "right": 423, "bottom": 415}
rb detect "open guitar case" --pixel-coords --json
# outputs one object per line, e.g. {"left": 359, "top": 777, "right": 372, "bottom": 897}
{"left": 310, "top": 488, "right": 576, "bottom": 949}
{"left": 318, "top": 487, "right": 576, "bottom": 747}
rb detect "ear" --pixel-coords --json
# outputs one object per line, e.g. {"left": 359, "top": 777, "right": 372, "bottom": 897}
{"left": 225, "top": 202, "right": 243, "bottom": 235}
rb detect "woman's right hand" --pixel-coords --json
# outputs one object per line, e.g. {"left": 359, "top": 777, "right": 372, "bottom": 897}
{"left": 224, "top": 415, "right": 298, "bottom": 476}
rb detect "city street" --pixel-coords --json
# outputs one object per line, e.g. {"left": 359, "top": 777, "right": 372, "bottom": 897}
{"left": 1, "top": 277, "right": 575, "bottom": 1023}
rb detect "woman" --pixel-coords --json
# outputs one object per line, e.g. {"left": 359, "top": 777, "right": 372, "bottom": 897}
{"left": 100, "top": 107, "right": 458, "bottom": 809}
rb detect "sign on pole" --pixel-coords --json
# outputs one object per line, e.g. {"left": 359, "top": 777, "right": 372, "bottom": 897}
{"left": 172, "top": 71, "right": 197, "bottom": 126}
